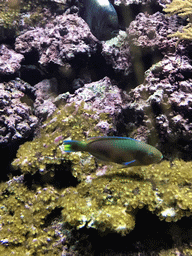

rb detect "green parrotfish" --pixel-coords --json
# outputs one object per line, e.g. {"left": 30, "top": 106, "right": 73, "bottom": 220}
{"left": 63, "top": 136, "right": 163, "bottom": 167}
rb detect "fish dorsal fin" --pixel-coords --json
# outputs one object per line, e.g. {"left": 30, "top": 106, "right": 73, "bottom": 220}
{"left": 86, "top": 136, "right": 136, "bottom": 144}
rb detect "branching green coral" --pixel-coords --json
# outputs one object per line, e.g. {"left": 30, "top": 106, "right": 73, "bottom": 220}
{"left": 12, "top": 103, "right": 111, "bottom": 180}
{"left": 164, "top": 0, "right": 192, "bottom": 40}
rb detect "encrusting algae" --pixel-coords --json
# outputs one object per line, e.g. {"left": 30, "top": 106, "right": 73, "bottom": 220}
{"left": 3, "top": 158, "right": 192, "bottom": 253}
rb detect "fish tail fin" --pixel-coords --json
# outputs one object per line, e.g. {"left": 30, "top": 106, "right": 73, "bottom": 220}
{"left": 63, "top": 140, "right": 86, "bottom": 152}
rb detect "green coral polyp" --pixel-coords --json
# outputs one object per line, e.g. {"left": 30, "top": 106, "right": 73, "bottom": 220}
{"left": 61, "top": 173, "right": 154, "bottom": 235}
{"left": 0, "top": 179, "right": 63, "bottom": 254}
{"left": 60, "top": 160, "right": 192, "bottom": 235}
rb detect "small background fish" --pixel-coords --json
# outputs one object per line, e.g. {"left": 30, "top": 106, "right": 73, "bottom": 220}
{"left": 63, "top": 136, "right": 163, "bottom": 167}
{"left": 81, "top": 0, "right": 119, "bottom": 40}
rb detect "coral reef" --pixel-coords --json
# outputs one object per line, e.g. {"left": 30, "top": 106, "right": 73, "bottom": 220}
{"left": 34, "top": 78, "right": 58, "bottom": 120}
{"left": 164, "top": 0, "right": 192, "bottom": 41}
{"left": 114, "top": 0, "right": 156, "bottom": 5}
{"left": 114, "top": 0, "right": 172, "bottom": 7}
{"left": 0, "top": 0, "right": 73, "bottom": 41}
{"left": 101, "top": 31, "right": 132, "bottom": 76}
{"left": 33, "top": 76, "right": 123, "bottom": 122}
{"left": 0, "top": 44, "right": 24, "bottom": 76}
{"left": 119, "top": 11, "right": 186, "bottom": 85}
{"left": 12, "top": 102, "right": 113, "bottom": 179}
{"left": 0, "top": 0, "right": 20, "bottom": 40}
{"left": 1, "top": 0, "right": 192, "bottom": 253}
{"left": 0, "top": 79, "right": 38, "bottom": 147}
{"left": 9, "top": 97, "right": 192, "bottom": 240}
{"left": 65, "top": 76, "right": 124, "bottom": 116}
{"left": 61, "top": 159, "right": 192, "bottom": 236}
{"left": 10, "top": 97, "right": 192, "bottom": 237}
{"left": 6, "top": 152, "right": 192, "bottom": 253}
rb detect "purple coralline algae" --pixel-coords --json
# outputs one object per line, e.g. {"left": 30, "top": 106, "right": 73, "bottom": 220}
{"left": 34, "top": 78, "right": 58, "bottom": 120}
{"left": 127, "top": 12, "right": 183, "bottom": 53}
{"left": 114, "top": 0, "right": 172, "bottom": 7}
{"left": 0, "top": 79, "right": 38, "bottom": 146}
{"left": 101, "top": 31, "right": 132, "bottom": 75}
{"left": 15, "top": 14, "right": 99, "bottom": 66}
{"left": 0, "top": 44, "right": 24, "bottom": 75}
{"left": 118, "top": 55, "right": 192, "bottom": 158}
{"left": 55, "top": 76, "right": 123, "bottom": 134}
{"left": 65, "top": 76, "right": 123, "bottom": 115}
{"left": 33, "top": 76, "right": 123, "bottom": 127}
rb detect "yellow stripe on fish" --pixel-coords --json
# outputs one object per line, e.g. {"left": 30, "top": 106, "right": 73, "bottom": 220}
{"left": 63, "top": 136, "right": 163, "bottom": 167}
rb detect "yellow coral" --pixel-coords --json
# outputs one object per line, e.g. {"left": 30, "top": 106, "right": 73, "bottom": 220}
{"left": 164, "top": 0, "right": 192, "bottom": 17}
{"left": 168, "top": 25, "right": 192, "bottom": 40}
{"left": 0, "top": 179, "right": 63, "bottom": 255}
{"left": 61, "top": 160, "right": 192, "bottom": 235}
{"left": 164, "top": 0, "right": 192, "bottom": 40}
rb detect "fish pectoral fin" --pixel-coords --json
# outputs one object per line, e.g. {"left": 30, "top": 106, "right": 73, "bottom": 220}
{"left": 121, "top": 160, "right": 136, "bottom": 167}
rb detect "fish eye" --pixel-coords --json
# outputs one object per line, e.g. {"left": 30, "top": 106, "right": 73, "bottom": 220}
{"left": 148, "top": 152, "right": 154, "bottom": 157}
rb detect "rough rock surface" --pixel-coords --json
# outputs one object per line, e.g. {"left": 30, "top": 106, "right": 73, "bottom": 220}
{"left": 102, "top": 31, "right": 131, "bottom": 76}
{"left": 117, "top": 55, "right": 192, "bottom": 159}
{"left": 0, "top": 79, "right": 38, "bottom": 146}
{"left": 127, "top": 12, "right": 184, "bottom": 53}
{"left": 33, "top": 78, "right": 58, "bottom": 120}
{"left": 54, "top": 76, "right": 124, "bottom": 134}
{"left": 0, "top": 44, "right": 24, "bottom": 75}
{"left": 65, "top": 76, "right": 123, "bottom": 115}
{"left": 114, "top": 0, "right": 172, "bottom": 7}
{"left": 15, "top": 14, "right": 99, "bottom": 66}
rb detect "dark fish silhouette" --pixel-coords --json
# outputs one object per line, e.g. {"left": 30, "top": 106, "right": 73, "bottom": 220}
{"left": 82, "top": 0, "right": 119, "bottom": 40}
